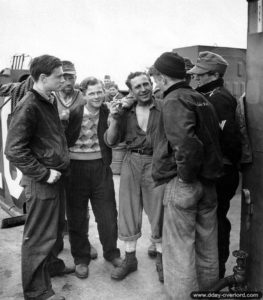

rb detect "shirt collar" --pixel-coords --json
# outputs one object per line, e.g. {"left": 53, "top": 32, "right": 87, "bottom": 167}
{"left": 130, "top": 97, "right": 160, "bottom": 112}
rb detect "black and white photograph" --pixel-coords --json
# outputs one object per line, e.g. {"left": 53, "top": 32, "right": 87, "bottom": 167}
{"left": 0, "top": 1, "right": 262, "bottom": 299}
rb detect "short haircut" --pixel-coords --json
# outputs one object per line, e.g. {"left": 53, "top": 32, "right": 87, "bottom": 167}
{"left": 125, "top": 71, "right": 152, "bottom": 90}
{"left": 29, "top": 55, "right": 62, "bottom": 81}
{"left": 80, "top": 77, "right": 104, "bottom": 94}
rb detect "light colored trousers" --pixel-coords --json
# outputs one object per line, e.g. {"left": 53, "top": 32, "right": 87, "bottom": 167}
{"left": 118, "top": 152, "right": 165, "bottom": 243}
{"left": 163, "top": 177, "right": 219, "bottom": 300}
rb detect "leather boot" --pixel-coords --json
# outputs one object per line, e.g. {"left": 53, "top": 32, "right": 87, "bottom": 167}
{"left": 75, "top": 263, "right": 89, "bottom": 279}
{"left": 111, "top": 251, "right": 138, "bottom": 280}
{"left": 156, "top": 252, "right": 164, "bottom": 283}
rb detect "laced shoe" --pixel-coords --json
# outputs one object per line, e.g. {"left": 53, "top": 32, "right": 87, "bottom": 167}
{"left": 75, "top": 263, "right": 89, "bottom": 279}
{"left": 111, "top": 251, "right": 138, "bottom": 280}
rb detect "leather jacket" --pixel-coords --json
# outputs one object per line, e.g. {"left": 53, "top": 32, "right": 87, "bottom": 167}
{"left": 152, "top": 81, "right": 223, "bottom": 185}
{"left": 5, "top": 89, "right": 70, "bottom": 182}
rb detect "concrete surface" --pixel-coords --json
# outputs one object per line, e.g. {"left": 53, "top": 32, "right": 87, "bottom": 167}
{"left": 0, "top": 175, "right": 241, "bottom": 300}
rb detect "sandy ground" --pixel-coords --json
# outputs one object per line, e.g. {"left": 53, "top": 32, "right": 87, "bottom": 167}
{"left": 0, "top": 175, "right": 241, "bottom": 300}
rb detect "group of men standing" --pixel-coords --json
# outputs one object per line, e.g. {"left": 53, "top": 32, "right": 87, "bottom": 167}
{"left": 3, "top": 49, "right": 241, "bottom": 300}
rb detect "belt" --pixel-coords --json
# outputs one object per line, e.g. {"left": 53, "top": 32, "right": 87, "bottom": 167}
{"left": 130, "top": 149, "right": 153, "bottom": 156}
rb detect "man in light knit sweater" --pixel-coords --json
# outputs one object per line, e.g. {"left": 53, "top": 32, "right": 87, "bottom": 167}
{"left": 65, "top": 77, "right": 122, "bottom": 279}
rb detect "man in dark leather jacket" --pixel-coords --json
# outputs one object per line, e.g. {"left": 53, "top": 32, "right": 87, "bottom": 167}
{"left": 151, "top": 52, "right": 222, "bottom": 299}
{"left": 188, "top": 51, "right": 242, "bottom": 278}
{"left": 5, "top": 55, "right": 69, "bottom": 300}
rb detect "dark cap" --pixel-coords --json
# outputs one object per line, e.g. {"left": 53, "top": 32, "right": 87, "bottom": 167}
{"left": 188, "top": 51, "right": 228, "bottom": 75}
{"left": 154, "top": 52, "right": 186, "bottom": 79}
{"left": 62, "top": 60, "right": 76, "bottom": 75}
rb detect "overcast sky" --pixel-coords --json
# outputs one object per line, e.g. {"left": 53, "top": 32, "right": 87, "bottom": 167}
{"left": 0, "top": 0, "right": 247, "bottom": 88}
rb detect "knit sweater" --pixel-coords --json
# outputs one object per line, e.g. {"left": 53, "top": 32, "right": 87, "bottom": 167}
{"left": 69, "top": 106, "right": 102, "bottom": 160}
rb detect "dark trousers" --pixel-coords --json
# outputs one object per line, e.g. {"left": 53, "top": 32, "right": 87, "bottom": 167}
{"left": 67, "top": 159, "right": 120, "bottom": 265}
{"left": 53, "top": 176, "right": 92, "bottom": 257}
{"left": 52, "top": 189, "right": 66, "bottom": 257}
{"left": 21, "top": 176, "right": 66, "bottom": 300}
{"left": 216, "top": 164, "right": 239, "bottom": 278}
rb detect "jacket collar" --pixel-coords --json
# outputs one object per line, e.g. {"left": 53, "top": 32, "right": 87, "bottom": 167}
{"left": 196, "top": 78, "right": 224, "bottom": 94}
{"left": 31, "top": 88, "right": 55, "bottom": 104}
{"left": 163, "top": 81, "right": 190, "bottom": 98}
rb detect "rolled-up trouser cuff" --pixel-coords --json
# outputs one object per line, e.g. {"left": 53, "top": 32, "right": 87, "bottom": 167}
{"left": 119, "top": 232, "right": 141, "bottom": 241}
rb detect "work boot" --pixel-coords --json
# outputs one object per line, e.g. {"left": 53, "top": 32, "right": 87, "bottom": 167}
{"left": 111, "top": 251, "right": 138, "bottom": 280}
{"left": 75, "top": 263, "right": 89, "bottom": 279}
{"left": 156, "top": 252, "right": 164, "bottom": 283}
{"left": 90, "top": 243, "right": 98, "bottom": 260}
{"left": 148, "top": 242, "right": 157, "bottom": 258}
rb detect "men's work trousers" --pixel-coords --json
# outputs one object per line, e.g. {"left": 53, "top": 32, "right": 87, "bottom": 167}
{"left": 118, "top": 152, "right": 164, "bottom": 243}
{"left": 21, "top": 176, "right": 66, "bottom": 300}
{"left": 162, "top": 177, "right": 218, "bottom": 300}
{"left": 52, "top": 184, "right": 66, "bottom": 257}
{"left": 217, "top": 164, "right": 239, "bottom": 278}
{"left": 67, "top": 159, "right": 120, "bottom": 265}
{"left": 53, "top": 176, "right": 92, "bottom": 257}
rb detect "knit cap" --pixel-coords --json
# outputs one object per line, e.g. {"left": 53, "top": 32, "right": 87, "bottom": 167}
{"left": 154, "top": 52, "right": 186, "bottom": 79}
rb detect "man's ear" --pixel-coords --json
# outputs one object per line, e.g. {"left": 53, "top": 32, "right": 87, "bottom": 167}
{"left": 161, "top": 74, "right": 168, "bottom": 85}
{"left": 39, "top": 73, "right": 46, "bottom": 83}
{"left": 129, "top": 89, "right": 135, "bottom": 97}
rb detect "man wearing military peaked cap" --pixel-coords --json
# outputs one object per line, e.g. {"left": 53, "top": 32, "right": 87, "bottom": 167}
{"left": 190, "top": 51, "right": 241, "bottom": 279}
{"left": 188, "top": 51, "right": 228, "bottom": 75}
